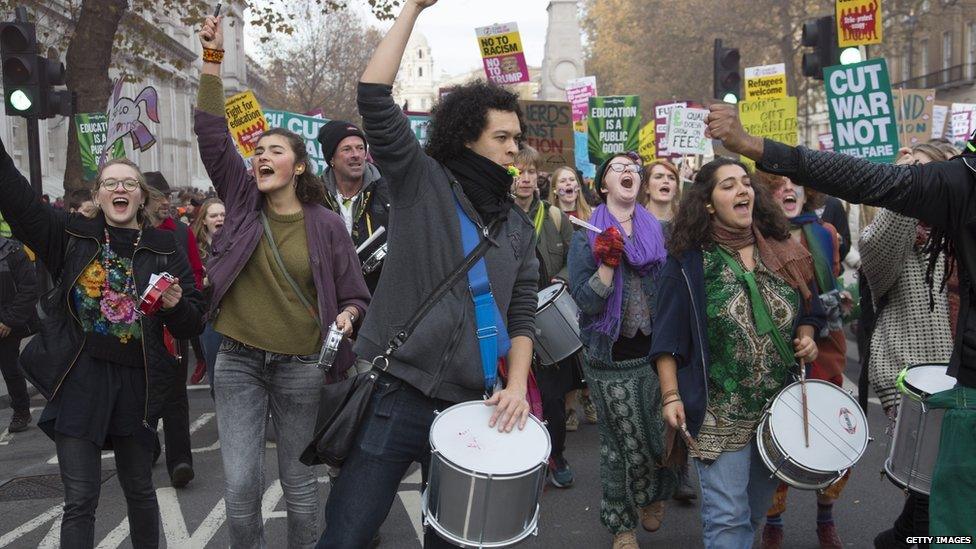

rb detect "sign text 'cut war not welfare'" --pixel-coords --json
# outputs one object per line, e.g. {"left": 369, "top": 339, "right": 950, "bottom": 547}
{"left": 825, "top": 59, "right": 898, "bottom": 163}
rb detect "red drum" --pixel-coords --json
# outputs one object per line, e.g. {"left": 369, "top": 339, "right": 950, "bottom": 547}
{"left": 139, "top": 273, "right": 176, "bottom": 316}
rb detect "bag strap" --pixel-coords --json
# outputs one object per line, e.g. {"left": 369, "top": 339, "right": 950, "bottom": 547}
{"left": 383, "top": 216, "right": 500, "bottom": 359}
{"left": 260, "top": 212, "right": 322, "bottom": 331}
{"left": 715, "top": 247, "right": 796, "bottom": 367}
{"left": 549, "top": 204, "right": 562, "bottom": 232}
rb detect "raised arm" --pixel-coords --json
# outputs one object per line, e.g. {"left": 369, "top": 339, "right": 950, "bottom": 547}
{"left": 360, "top": 0, "right": 437, "bottom": 85}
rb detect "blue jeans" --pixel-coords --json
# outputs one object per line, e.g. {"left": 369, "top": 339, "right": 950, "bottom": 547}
{"left": 695, "top": 441, "right": 780, "bottom": 549}
{"left": 214, "top": 338, "right": 325, "bottom": 549}
{"left": 317, "top": 373, "right": 458, "bottom": 549}
{"left": 201, "top": 322, "right": 222, "bottom": 388}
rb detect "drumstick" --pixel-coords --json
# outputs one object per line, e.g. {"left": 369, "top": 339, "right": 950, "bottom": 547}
{"left": 800, "top": 358, "right": 810, "bottom": 448}
{"left": 355, "top": 226, "right": 386, "bottom": 254}
{"left": 680, "top": 424, "right": 700, "bottom": 457}
{"left": 567, "top": 215, "right": 604, "bottom": 234}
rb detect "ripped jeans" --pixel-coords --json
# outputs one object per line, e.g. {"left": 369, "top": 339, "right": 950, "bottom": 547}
{"left": 214, "top": 337, "right": 325, "bottom": 549}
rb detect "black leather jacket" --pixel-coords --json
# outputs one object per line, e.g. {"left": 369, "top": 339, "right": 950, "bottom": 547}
{"left": 759, "top": 139, "right": 976, "bottom": 388}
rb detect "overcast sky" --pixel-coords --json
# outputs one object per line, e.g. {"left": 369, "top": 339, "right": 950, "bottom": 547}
{"left": 360, "top": 0, "right": 553, "bottom": 76}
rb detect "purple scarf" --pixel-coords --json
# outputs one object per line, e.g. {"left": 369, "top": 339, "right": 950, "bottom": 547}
{"left": 586, "top": 204, "right": 667, "bottom": 337}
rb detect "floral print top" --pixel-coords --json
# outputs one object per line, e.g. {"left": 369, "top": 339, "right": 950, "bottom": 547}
{"left": 697, "top": 246, "right": 797, "bottom": 461}
{"left": 72, "top": 228, "right": 142, "bottom": 345}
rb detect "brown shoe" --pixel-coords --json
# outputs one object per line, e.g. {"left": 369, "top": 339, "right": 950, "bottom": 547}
{"left": 612, "top": 530, "right": 639, "bottom": 549}
{"left": 640, "top": 501, "right": 664, "bottom": 532}
{"left": 761, "top": 523, "right": 784, "bottom": 549}
{"left": 816, "top": 522, "right": 843, "bottom": 549}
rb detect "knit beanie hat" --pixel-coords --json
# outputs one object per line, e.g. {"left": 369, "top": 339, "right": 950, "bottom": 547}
{"left": 594, "top": 151, "right": 642, "bottom": 192}
{"left": 316, "top": 120, "right": 367, "bottom": 165}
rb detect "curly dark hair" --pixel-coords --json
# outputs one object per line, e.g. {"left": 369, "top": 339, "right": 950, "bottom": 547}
{"left": 424, "top": 80, "right": 524, "bottom": 163}
{"left": 668, "top": 157, "right": 791, "bottom": 256}
{"left": 257, "top": 128, "right": 326, "bottom": 204}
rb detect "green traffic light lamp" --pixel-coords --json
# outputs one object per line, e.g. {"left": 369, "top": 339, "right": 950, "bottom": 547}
{"left": 722, "top": 92, "right": 739, "bottom": 104}
{"left": 9, "top": 88, "right": 31, "bottom": 111}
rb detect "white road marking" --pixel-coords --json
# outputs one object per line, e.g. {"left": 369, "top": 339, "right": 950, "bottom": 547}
{"left": 0, "top": 407, "right": 44, "bottom": 446}
{"left": 95, "top": 517, "right": 128, "bottom": 549}
{"left": 0, "top": 503, "right": 61, "bottom": 547}
{"left": 398, "top": 490, "right": 424, "bottom": 543}
{"left": 36, "top": 516, "right": 60, "bottom": 549}
{"left": 261, "top": 480, "right": 283, "bottom": 525}
{"left": 157, "top": 487, "right": 225, "bottom": 547}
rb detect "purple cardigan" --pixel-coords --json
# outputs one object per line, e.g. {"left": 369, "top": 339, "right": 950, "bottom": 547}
{"left": 193, "top": 108, "right": 370, "bottom": 379}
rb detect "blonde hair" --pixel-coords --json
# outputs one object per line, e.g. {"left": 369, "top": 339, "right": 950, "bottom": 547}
{"left": 642, "top": 160, "right": 681, "bottom": 218}
{"left": 548, "top": 166, "right": 592, "bottom": 221}
{"left": 190, "top": 198, "right": 225, "bottom": 260}
{"left": 514, "top": 145, "right": 542, "bottom": 171}
{"left": 92, "top": 158, "right": 153, "bottom": 227}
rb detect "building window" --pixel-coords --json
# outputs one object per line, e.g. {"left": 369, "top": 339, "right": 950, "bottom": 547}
{"left": 943, "top": 31, "right": 953, "bottom": 70}
{"left": 902, "top": 51, "right": 912, "bottom": 82}
{"left": 968, "top": 23, "right": 976, "bottom": 78}
{"left": 921, "top": 38, "right": 929, "bottom": 76}
{"left": 418, "top": 49, "right": 423, "bottom": 59}
{"left": 418, "top": 67, "right": 423, "bottom": 77}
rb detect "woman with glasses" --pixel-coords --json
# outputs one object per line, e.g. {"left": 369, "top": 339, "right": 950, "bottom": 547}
{"left": 568, "top": 152, "right": 679, "bottom": 549}
{"left": 0, "top": 138, "right": 205, "bottom": 548}
{"left": 549, "top": 166, "right": 593, "bottom": 222}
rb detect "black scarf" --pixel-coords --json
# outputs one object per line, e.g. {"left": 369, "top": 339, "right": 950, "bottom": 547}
{"left": 443, "top": 148, "right": 513, "bottom": 224}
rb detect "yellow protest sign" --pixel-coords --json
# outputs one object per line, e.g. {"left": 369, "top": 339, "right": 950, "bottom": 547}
{"left": 224, "top": 91, "right": 267, "bottom": 158}
{"left": 639, "top": 121, "right": 656, "bottom": 164}
{"left": 475, "top": 22, "right": 530, "bottom": 85}
{"left": 738, "top": 97, "right": 798, "bottom": 169}
{"left": 744, "top": 64, "right": 787, "bottom": 101}
{"left": 836, "top": 0, "right": 882, "bottom": 47}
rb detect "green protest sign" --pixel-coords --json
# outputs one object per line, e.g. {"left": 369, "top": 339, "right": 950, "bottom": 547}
{"left": 825, "top": 59, "right": 898, "bottom": 163}
{"left": 587, "top": 95, "right": 640, "bottom": 165}
{"left": 264, "top": 110, "right": 330, "bottom": 174}
{"left": 75, "top": 113, "right": 125, "bottom": 181}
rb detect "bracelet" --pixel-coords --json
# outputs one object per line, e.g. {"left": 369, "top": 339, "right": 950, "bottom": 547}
{"left": 662, "top": 398, "right": 682, "bottom": 408}
{"left": 661, "top": 389, "right": 680, "bottom": 400}
{"left": 203, "top": 47, "right": 225, "bottom": 64}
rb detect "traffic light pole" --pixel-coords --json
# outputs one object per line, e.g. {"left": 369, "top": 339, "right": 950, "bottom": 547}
{"left": 25, "top": 116, "right": 42, "bottom": 195}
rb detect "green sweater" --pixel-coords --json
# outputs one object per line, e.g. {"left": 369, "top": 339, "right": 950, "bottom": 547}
{"left": 214, "top": 208, "right": 321, "bottom": 355}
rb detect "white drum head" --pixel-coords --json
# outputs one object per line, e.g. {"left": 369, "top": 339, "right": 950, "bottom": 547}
{"left": 537, "top": 284, "right": 564, "bottom": 311}
{"left": 904, "top": 365, "right": 955, "bottom": 397}
{"left": 768, "top": 381, "right": 868, "bottom": 472}
{"left": 430, "top": 401, "right": 550, "bottom": 475}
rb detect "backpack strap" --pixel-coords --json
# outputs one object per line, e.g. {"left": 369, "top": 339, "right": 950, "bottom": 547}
{"left": 548, "top": 204, "right": 562, "bottom": 232}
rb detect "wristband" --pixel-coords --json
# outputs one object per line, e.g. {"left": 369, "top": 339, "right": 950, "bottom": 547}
{"left": 203, "top": 47, "right": 225, "bottom": 64}
{"left": 662, "top": 389, "right": 680, "bottom": 400}
{"left": 662, "top": 398, "right": 682, "bottom": 408}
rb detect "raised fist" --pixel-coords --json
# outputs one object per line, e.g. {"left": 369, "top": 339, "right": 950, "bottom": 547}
{"left": 594, "top": 226, "right": 625, "bottom": 268}
{"left": 200, "top": 15, "right": 223, "bottom": 50}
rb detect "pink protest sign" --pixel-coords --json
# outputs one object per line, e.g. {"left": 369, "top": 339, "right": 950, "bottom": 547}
{"left": 566, "top": 76, "right": 598, "bottom": 127}
{"left": 475, "top": 22, "right": 530, "bottom": 86}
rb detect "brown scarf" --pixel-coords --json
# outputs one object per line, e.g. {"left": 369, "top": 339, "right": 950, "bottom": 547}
{"left": 712, "top": 224, "right": 815, "bottom": 302}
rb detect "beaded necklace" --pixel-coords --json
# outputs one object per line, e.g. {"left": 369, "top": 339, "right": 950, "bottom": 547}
{"left": 97, "top": 227, "right": 143, "bottom": 330}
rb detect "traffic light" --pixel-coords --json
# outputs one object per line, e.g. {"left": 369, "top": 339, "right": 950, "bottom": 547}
{"left": 713, "top": 39, "right": 741, "bottom": 104}
{"left": 801, "top": 15, "right": 841, "bottom": 80}
{"left": 1, "top": 15, "right": 73, "bottom": 118}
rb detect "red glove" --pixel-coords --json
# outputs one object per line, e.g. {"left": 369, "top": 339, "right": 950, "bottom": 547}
{"left": 594, "top": 227, "right": 625, "bottom": 268}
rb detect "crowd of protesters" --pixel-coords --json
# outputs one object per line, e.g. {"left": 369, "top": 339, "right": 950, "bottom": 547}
{"left": 1, "top": 1, "right": 975, "bottom": 548}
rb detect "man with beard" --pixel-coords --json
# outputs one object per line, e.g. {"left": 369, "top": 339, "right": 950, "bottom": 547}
{"left": 317, "top": 120, "right": 391, "bottom": 292}
{"left": 317, "top": 0, "right": 539, "bottom": 547}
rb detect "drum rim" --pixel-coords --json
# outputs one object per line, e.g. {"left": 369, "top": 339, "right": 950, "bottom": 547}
{"left": 756, "top": 414, "right": 841, "bottom": 490}
{"left": 536, "top": 282, "right": 568, "bottom": 310}
{"left": 883, "top": 458, "right": 932, "bottom": 496}
{"left": 430, "top": 448, "right": 548, "bottom": 481}
{"left": 766, "top": 379, "right": 869, "bottom": 467}
{"left": 429, "top": 401, "right": 552, "bottom": 477}
{"left": 900, "top": 363, "right": 952, "bottom": 399}
{"left": 421, "top": 489, "right": 541, "bottom": 548}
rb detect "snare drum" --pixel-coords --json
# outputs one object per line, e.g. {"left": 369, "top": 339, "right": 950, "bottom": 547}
{"left": 423, "top": 401, "right": 551, "bottom": 548}
{"left": 884, "top": 364, "right": 955, "bottom": 495}
{"left": 534, "top": 283, "right": 582, "bottom": 365}
{"left": 757, "top": 380, "right": 869, "bottom": 490}
{"left": 139, "top": 272, "right": 176, "bottom": 317}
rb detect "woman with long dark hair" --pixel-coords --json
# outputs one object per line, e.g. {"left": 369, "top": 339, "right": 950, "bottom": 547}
{"left": 651, "top": 158, "right": 824, "bottom": 549}
{"left": 568, "top": 152, "right": 679, "bottom": 549}
{"left": 0, "top": 147, "right": 204, "bottom": 548}
{"left": 196, "top": 15, "right": 370, "bottom": 548}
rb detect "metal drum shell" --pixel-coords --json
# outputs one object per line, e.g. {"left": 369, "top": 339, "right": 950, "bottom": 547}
{"left": 757, "top": 413, "right": 845, "bottom": 490}
{"left": 534, "top": 284, "right": 582, "bottom": 365}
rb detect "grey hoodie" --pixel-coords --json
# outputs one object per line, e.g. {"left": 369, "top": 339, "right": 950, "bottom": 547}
{"left": 355, "top": 82, "right": 539, "bottom": 403}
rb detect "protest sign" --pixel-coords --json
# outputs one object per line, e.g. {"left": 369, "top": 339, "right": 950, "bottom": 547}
{"left": 639, "top": 121, "right": 657, "bottom": 164}
{"left": 932, "top": 101, "right": 950, "bottom": 139}
{"left": 738, "top": 97, "right": 798, "bottom": 168}
{"left": 264, "top": 109, "right": 330, "bottom": 174}
{"left": 520, "top": 100, "right": 575, "bottom": 172}
{"left": 665, "top": 108, "right": 710, "bottom": 156}
{"left": 836, "top": 0, "right": 882, "bottom": 47}
{"left": 587, "top": 95, "right": 640, "bottom": 165}
{"left": 950, "top": 103, "right": 976, "bottom": 144}
{"left": 744, "top": 63, "right": 787, "bottom": 101}
{"left": 475, "top": 22, "right": 529, "bottom": 85}
{"left": 101, "top": 79, "right": 159, "bottom": 166}
{"left": 225, "top": 91, "right": 268, "bottom": 159}
{"left": 891, "top": 89, "right": 935, "bottom": 148}
{"left": 574, "top": 132, "right": 596, "bottom": 179}
{"left": 405, "top": 111, "right": 431, "bottom": 145}
{"left": 654, "top": 101, "right": 689, "bottom": 159}
{"left": 75, "top": 113, "right": 125, "bottom": 181}
{"left": 818, "top": 132, "right": 835, "bottom": 152}
{"left": 566, "top": 76, "right": 598, "bottom": 132}
{"left": 825, "top": 59, "right": 898, "bottom": 163}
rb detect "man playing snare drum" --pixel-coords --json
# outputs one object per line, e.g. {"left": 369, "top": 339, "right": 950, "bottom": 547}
{"left": 317, "top": 0, "right": 539, "bottom": 547}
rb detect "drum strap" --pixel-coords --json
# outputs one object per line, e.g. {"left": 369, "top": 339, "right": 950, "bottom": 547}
{"left": 716, "top": 247, "right": 796, "bottom": 367}
{"left": 455, "top": 201, "right": 511, "bottom": 394}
